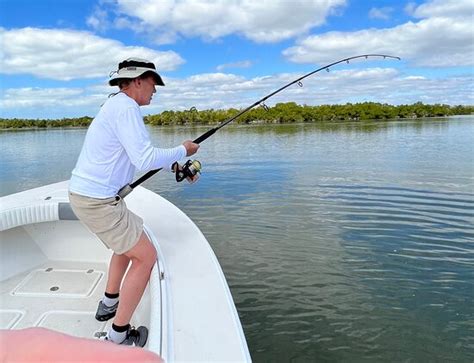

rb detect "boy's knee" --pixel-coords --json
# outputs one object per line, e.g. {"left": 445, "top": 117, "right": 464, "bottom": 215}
{"left": 126, "top": 233, "right": 157, "bottom": 268}
{"left": 147, "top": 245, "right": 157, "bottom": 266}
{"left": 137, "top": 243, "right": 157, "bottom": 268}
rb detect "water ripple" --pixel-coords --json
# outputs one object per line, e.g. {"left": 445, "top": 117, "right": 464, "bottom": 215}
{"left": 4, "top": 121, "right": 473, "bottom": 362}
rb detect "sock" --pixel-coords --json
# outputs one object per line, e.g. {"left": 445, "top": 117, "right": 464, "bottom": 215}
{"left": 107, "top": 323, "right": 129, "bottom": 344}
{"left": 103, "top": 292, "right": 119, "bottom": 307}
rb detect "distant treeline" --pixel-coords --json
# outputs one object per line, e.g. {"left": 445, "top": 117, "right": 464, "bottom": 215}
{"left": 0, "top": 116, "right": 93, "bottom": 129}
{"left": 1, "top": 102, "right": 473, "bottom": 129}
{"left": 145, "top": 102, "right": 474, "bottom": 126}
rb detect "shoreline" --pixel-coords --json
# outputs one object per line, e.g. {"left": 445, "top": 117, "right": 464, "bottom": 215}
{"left": 1, "top": 115, "right": 472, "bottom": 132}
{"left": 1, "top": 102, "right": 473, "bottom": 131}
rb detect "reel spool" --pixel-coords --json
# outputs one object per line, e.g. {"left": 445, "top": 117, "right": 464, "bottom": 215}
{"left": 173, "top": 159, "right": 202, "bottom": 183}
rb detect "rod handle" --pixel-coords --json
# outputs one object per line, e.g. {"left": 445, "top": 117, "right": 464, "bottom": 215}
{"left": 193, "top": 127, "right": 217, "bottom": 144}
{"left": 117, "top": 184, "right": 134, "bottom": 199}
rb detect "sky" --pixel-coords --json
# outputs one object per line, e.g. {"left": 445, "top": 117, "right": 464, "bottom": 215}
{"left": 0, "top": 0, "right": 473, "bottom": 119}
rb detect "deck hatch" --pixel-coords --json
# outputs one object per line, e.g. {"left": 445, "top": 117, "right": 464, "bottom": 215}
{"left": 36, "top": 311, "right": 107, "bottom": 338}
{"left": 11, "top": 268, "right": 103, "bottom": 298}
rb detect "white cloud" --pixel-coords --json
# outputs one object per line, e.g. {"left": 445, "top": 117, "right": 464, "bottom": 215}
{"left": 404, "top": 2, "right": 418, "bottom": 16}
{"left": 411, "top": 0, "right": 474, "bottom": 18}
{"left": 106, "top": 0, "right": 347, "bottom": 43}
{"left": 216, "top": 60, "right": 253, "bottom": 72}
{"left": 283, "top": 0, "right": 474, "bottom": 67}
{"left": 368, "top": 7, "right": 393, "bottom": 20}
{"left": 147, "top": 69, "right": 474, "bottom": 114}
{"left": 1, "top": 88, "right": 84, "bottom": 108}
{"left": 0, "top": 86, "right": 110, "bottom": 113}
{"left": 1, "top": 68, "right": 472, "bottom": 119}
{"left": 187, "top": 73, "right": 244, "bottom": 85}
{"left": 86, "top": 7, "right": 110, "bottom": 32}
{"left": 0, "top": 27, "right": 184, "bottom": 80}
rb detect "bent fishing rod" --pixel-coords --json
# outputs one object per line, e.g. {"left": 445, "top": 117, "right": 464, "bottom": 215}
{"left": 118, "top": 54, "right": 400, "bottom": 198}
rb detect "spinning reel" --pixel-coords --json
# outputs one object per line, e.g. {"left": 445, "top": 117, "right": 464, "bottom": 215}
{"left": 172, "top": 159, "right": 202, "bottom": 183}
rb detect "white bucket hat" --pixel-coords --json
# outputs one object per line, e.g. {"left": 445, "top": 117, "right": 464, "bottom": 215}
{"left": 109, "top": 57, "right": 165, "bottom": 87}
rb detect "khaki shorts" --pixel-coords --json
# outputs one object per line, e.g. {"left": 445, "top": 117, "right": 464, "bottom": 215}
{"left": 69, "top": 192, "right": 143, "bottom": 255}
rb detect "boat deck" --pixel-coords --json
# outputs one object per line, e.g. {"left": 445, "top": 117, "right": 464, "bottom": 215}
{"left": 0, "top": 259, "right": 112, "bottom": 339}
{"left": 0, "top": 182, "right": 251, "bottom": 361}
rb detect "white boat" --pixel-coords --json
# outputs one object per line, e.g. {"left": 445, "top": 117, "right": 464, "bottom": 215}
{"left": 0, "top": 181, "right": 251, "bottom": 362}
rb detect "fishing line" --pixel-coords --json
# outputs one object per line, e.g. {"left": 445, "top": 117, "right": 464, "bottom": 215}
{"left": 118, "top": 54, "right": 400, "bottom": 198}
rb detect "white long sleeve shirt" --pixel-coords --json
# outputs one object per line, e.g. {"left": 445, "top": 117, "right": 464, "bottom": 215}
{"left": 70, "top": 92, "right": 186, "bottom": 198}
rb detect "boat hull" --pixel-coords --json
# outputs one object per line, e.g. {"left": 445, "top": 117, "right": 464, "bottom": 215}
{"left": 0, "top": 181, "right": 251, "bottom": 362}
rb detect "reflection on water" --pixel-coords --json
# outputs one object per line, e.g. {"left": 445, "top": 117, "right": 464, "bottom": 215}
{"left": 1, "top": 117, "right": 473, "bottom": 362}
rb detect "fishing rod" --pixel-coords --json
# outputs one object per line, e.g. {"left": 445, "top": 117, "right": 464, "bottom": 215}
{"left": 118, "top": 54, "right": 400, "bottom": 198}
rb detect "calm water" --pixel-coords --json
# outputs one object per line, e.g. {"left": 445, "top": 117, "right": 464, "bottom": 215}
{"left": 1, "top": 117, "right": 474, "bottom": 362}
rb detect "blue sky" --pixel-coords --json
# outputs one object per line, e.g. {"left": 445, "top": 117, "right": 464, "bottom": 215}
{"left": 0, "top": 0, "right": 472, "bottom": 119}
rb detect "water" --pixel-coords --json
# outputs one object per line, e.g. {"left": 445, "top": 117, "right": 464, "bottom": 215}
{"left": 1, "top": 117, "right": 473, "bottom": 362}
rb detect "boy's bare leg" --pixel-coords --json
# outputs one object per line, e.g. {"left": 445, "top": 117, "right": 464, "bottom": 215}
{"left": 112, "top": 232, "right": 157, "bottom": 326}
{"left": 105, "top": 253, "right": 130, "bottom": 294}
